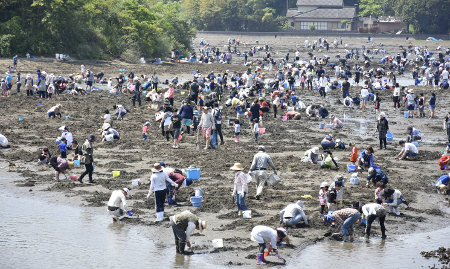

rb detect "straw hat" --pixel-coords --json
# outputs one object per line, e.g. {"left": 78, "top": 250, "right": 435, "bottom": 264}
{"left": 408, "top": 89, "right": 414, "bottom": 94}
{"left": 152, "top": 163, "right": 163, "bottom": 172}
{"left": 102, "top": 123, "right": 111, "bottom": 131}
{"left": 68, "top": 161, "right": 74, "bottom": 169}
{"left": 230, "top": 163, "right": 244, "bottom": 171}
{"left": 198, "top": 219, "right": 207, "bottom": 232}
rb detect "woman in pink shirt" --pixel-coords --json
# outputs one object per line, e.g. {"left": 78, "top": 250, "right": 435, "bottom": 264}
{"left": 166, "top": 84, "right": 175, "bottom": 106}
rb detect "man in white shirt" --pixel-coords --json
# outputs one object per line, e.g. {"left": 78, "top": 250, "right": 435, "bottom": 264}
{"left": 279, "top": 200, "right": 308, "bottom": 227}
{"left": 361, "top": 203, "right": 386, "bottom": 239}
{"left": 318, "top": 74, "right": 328, "bottom": 98}
{"left": 442, "top": 68, "right": 449, "bottom": 82}
{"left": 107, "top": 188, "right": 133, "bottom": 221}
{"left": 396, "top": 140, "right": 418, "bottom": 160}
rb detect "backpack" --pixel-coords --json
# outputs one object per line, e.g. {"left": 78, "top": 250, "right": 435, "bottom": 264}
{"left": 214, "top": 109, "right": 222, "bottom": 121}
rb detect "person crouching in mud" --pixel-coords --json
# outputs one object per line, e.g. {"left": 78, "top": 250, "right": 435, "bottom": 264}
{"left": 251, "top": 225, "right": 289, "bottom": 265}
{"left": 107, "top": 188, "right": 133, "bottom": 222}
{"left": 169, "top": 211, "right": 206, "bottom": 255}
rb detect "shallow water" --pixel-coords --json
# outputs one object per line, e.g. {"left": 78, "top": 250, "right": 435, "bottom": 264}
{"left": 288, "top": 226, "right": 450, "bottom": 269}
{"left": 0, "top": 188, "right": 219, "bottom": 269}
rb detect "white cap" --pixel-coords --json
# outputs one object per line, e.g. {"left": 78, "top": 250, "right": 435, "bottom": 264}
{"left": 122, "top": 188, "right": 130, "bottom": 197}
{"left": 320, "top": 181, "right": 329, "bottom": 188}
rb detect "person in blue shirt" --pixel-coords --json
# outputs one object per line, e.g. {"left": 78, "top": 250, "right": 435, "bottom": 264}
{"left": 5, "top": 73, "right": 13, "bottom": 89}
{"left": 13, "top": 55, "right": 18, "bottom": 71}
{"left": 429, "top": 92, "right": 436, "bottom": 118}
{"left": 59, "top": 138, "right": 67, "bottom": 159}
{"left": 357, "top": 146, "right": 374, "bottom": 170}
{"left": 435, "top": 174, "right": 449, "bottom": 194}
{"left": 366, "top": 167, "right": 388, "bottom": 187}
{"left": 179, "top": 100, "right": 194, "bottom": 134}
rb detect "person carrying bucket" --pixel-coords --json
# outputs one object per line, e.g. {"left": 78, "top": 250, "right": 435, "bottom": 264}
{"left": 250, "top": 226, "right": 289, "bottom": 265}
{"left": 230, "top": 163, "right": 248, "bottom": 216}
{"left": 107, "top": 188, "right": 133, "bottom": 222}
{"left": 169, "top": 211, "right": 206, "bottom": 255}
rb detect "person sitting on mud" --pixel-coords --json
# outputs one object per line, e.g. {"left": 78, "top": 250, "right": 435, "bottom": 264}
{"left": 366, "top": 167, "right": 389, "bottom": 188}
{"left": 396, "top": 140, "right": 418, "bottom": 160}
{"left": 320, "top": 150, "right": 338, "bottom": 169}
{"left": 329, "top": 115, "right": 344, "bottom": 129}
{"left": 357, "top": 146, "right": 374, "bottom": 170}
{"left": 49, "top": 156, "right": 74, "bottom": 181}
{"left": 382, "top": 188, "right": 408, "bottom": 216}
{"left": 280, "top": 200, "right": 308, "bottom": 228}
{"left": 361, "top": 203, "right": 387, "bottom": 239}
{"left": 321, "top": 134, "right": 335, "bottom": 150}
{"left": 101, "top": 123, "right": 120, "bottom": 142}
{"left": 406, "top": 126, "right": 422, "bottom": 142}
{"left": 47, "top": 104, "right": 62, "bottom": 119}
{"left": 250, "top": 226, "right": 289, "bottom": 265}
{"left": 169, "top": 210, "right": 206, "bottom": 255}
{"left": 302, "top": 146, "right": 320, "bottom": 164}
{"left": 37, "top": 147, "right": 51, "bottom": 164}
{"left": 107, "top": 188, "right": 133, "bottom": 222}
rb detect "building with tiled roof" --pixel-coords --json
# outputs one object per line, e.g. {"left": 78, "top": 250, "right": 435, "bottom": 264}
{"left": 286, "top": 0, "right": 356, "bottom": 31}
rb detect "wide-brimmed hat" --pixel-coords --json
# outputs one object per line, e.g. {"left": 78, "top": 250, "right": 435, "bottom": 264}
{"left": 408, "top": 89, "right": 414, "bottom": 93}
{"left": 198, "top": 219, "right": 207, "bottom": 232}
{"left": 58, "top": 126, "right": 66, "bottom": 131}
{"left": 152, "top": 163, "right": 163, "bottom": 172}
{"left": 230, "top": 163, "right": 244, "bottom": 171}
{"left": 312, "top": 147, "right": 319, "bottom": 154}
{"left": 102, "top": 123, "right": 111, "bottom": 131}
{"left": 122, "top": 188, "right": 130, "bottom": 198}
{"left": 68, "top": 161, "right": 74, "bottom": 169}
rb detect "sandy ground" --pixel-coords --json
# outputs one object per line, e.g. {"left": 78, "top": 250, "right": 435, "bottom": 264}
{"left": 0, "top": 34, "right": 449, "bottom": 266}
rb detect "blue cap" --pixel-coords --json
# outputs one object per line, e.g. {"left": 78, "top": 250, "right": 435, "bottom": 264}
{"left": 194, "top": 110, "right": 199, "bottom": 115}
{"left": 159, "top": 161, "right": 166, "bottom": 167}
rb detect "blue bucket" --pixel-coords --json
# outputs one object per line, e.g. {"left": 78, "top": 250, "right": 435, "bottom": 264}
{"left": 187, "top": 168, "right": 201, "bottom": 180}
{"left": 347, "top": 164, "right": 356, "bottom": 172}
{"left": 190, "top": 196, "right": 203, "bottom": 207}
{"left": 18, "top": 117, "right": 24, "bottom": 121}
{"left": 412, "top": 141, "right": 419, "bottom": 147}
{"left": 73, "top": 160, "right": 80, "bottom": 166}
{"left": 372, "top": 165, "right": 380, "bottom": 170}
{"left": 404, "top": 111, "right": 409, "bottom": 118}
{"left": 319, "top": 123, "right": 325, "bottom": 129}
{"left": 325, "top": 124, "right": 333, "bottom": 129}
{"left": 386, "top": 132, "right": 394, "bottom": 141}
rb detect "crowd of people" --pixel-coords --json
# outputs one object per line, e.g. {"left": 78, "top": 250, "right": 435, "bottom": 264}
{"left": 1, "top": 35, "right": 449, "bottom": 264}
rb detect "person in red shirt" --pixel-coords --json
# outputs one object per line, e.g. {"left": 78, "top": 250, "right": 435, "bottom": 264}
{"left": 167, "top": 170, "right": 193, "bottom": 204}
{"left": 350, "top": 143, "right": 358, "bottom": 164}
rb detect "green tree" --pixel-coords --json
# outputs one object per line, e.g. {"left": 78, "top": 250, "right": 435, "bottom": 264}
{"left": 358, "top": 0, "right": 384, "bottom": 17}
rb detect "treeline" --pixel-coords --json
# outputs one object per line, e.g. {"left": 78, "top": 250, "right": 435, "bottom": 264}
{"left": 0, "top": 0, "right": 195, "bottom": 59}
{"left": 357, "top": 0, "right": 449, "bottom": 34}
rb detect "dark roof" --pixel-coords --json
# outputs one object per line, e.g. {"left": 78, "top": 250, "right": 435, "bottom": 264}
{"left": 296, "top": 0, "right": 343, "bottom": 6}
{"left": 288, "top": 7, "right": 355, "bottom": 19}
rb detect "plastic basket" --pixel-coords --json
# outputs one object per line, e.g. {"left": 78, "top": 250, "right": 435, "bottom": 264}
{"left": 386, "top": 132, "right": 394, "bottom": 141}
{"left": 187, "top": 168, "right": 201, "bottom": 180}
{"left": 190, "top": 196, "right": 203, "bottom": 207}
{"left": 347, "top": 164, "right": 356, "bottom": 172}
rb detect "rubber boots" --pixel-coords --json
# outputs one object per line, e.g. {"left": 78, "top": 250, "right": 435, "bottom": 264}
{"left": 177, "top": 242, "right": 186, "bottom": 255}
{"left": 168, "top": 197, "right": 173, "bottom": 205}
{"left": 156, "top": 211, "right": 164, "bottom": 221}
{"left": 175, "top": 238, "right": 181, "bottom": 254}
{"left": 256, "top": 253, "right": 266, "bottom": 265}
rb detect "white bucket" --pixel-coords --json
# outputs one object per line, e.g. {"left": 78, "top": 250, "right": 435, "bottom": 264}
{"left": 212, "top": 238, "right": 223, "bottom": 248}
{"left": 195, "top": 188, "right": 204, "bottom": 197}
{"left": 132, "top": 178, "right": 142, "bottom": 187}
{"left": 243, "top": 210, "right": 252, "bottom": 219}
